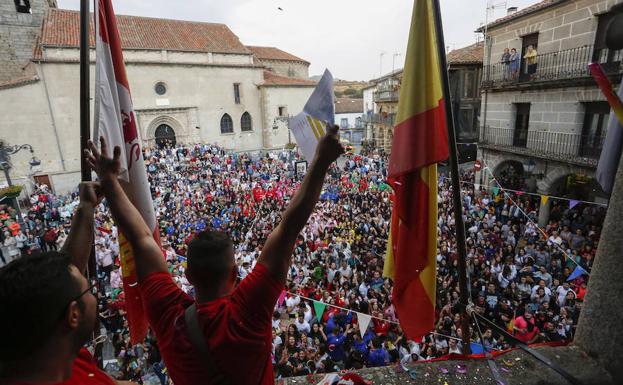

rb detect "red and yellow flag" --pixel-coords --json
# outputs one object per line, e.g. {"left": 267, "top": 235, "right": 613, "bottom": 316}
{"left": 383, "top": 0, "right": 449, "bottom": 340}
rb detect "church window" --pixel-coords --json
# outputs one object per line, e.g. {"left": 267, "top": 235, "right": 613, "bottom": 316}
{"left": 241, "top": 112, "right": 252, "bottom": 132}
{"left": 155, "top": 82, "right": 167, "bottom": 95}
{"left": 233, "top": 83, "right": 241, "bottom": 104}
{"left": 220, "top": 114, "right": 234, "bottom": 134}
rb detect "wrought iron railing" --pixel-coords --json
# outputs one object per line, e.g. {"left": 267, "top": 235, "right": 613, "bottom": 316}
{"left": 373, "top": 90, "right": 400, "bottom": 102}
{"left": 480, "top": 126, "right": 605, "bottom": 159}
{"left": 482, "top": 45, "right": 622, "bottom": 88}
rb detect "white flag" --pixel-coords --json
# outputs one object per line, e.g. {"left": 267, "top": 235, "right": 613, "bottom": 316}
{"left": 289, "top": 69, "right": 334, "bottom": 160}
{"left": 357, "top": 312, "right": 372, "bottom": 339}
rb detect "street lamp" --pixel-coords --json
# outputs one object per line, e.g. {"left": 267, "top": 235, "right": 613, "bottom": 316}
{"left": 0, "top": 141, "right": 40, "bottom": 224}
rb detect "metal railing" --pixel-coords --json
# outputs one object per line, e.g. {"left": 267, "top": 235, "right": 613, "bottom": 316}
{"left": 480, "top": 126, "right": 605, "bottom": 159}
{"left": 363, "top": 113, "right": 396, "bottom": 126}
{"left": 482, "top": 45, "right": 623, "bottom": 88}
{"left": 373, "top": 90, "right": 400, "bottom": 102}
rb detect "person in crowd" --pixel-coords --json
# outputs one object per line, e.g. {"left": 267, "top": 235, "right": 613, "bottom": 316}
{"left": 84, "top": 128, "right": 343, "bottom": 385}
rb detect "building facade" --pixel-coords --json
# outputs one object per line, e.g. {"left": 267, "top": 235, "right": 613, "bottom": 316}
{"left": 476, "top": 0, "right": 621, "bottom": 223}
{"left": 0, "top": 3, "right": 315, "bottom": 193}
{"left": 334, "top": 98, "right": 364, "bottom": 144}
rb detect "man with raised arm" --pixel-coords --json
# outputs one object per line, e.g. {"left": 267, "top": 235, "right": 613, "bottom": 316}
{"left": 0, "top": 183, "right": 135, "bottom": 385}
{"left": 85, "top": 126, "right": 344, "bottom": 385}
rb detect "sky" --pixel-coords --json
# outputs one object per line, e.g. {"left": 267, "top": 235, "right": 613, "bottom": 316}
{"left": 57, "top": 0, "right": 538, "bottom": 81}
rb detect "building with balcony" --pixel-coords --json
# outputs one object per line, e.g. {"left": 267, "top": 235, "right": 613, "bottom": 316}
{"left": 476, "top": 0, "right": 620, "bottom": 223}
{"left": 334, "top": 98, "right": 364, "bottom": 144}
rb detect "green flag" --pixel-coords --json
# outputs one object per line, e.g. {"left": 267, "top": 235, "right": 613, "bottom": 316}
{"left": 492, "top": 186, "right": 500, "bottom": 196}
{"left": 313, "top": 300, "right": 326, "bottom": 322}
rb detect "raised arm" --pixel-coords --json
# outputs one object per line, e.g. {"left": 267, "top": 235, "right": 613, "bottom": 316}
{"left": 61, "top": 182, "right": 102, "bottom": 275}
{"left": 258, "top": 125, "right": 343, "bottom": 283}
{"left": 85, "top": 137, "right": 167, "bottom": 280}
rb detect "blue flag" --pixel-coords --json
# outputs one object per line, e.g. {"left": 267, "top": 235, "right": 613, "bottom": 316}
{"left": 567, "top": 265, "right": 587, "bottom": 281}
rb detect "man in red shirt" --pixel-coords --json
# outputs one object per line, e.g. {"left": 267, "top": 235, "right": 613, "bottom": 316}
{"left": 0, "top": 183, "right": 132, "bottom": 385}
{"left": 86, "top": 127, "right": 343, "bottom": 385}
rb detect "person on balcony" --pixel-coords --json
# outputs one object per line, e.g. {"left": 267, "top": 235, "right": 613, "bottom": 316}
{"left": 500, "top": 48, "right": 511, "bottom": 80}
{"left": 524, "top": 45, "right": 538, "bottom": 80}
{"left": 509, "top": 48, "right": 520, "bottom": 80}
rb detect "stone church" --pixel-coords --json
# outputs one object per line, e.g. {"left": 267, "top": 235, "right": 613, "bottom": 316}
{"left": 0, "top": 0, "right": 316, "bottom": 193}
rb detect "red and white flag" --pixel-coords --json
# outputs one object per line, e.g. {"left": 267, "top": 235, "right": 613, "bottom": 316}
{"left": 94, "top": 0, "right": 161, "bottom": 344}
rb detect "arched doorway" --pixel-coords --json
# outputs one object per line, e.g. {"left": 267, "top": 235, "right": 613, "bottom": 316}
{"left": 155, "top": 124, "right": 176, "bottom": 147}
{"left": 493, "top": 160, "right": 525, "bottom": 190}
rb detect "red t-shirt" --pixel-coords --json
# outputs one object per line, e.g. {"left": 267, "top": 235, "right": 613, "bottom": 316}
{"left": 6, "top": 348, "right": 114, "bottom": 385}
{"left": 140, "top": 262, "right": 283, "bottom": 385}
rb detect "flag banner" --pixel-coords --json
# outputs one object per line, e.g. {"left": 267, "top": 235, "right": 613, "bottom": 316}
{"left": 357, "top": 312, "right": 372, "bottom": 339}
{"left": 540, "top": 195, "right": 549, "bottom": 206}
{"left": 277, "top": 290, "right": 286, "bottom": 307}
{"left": 567, "top": 265, "right": 586, "bottom": 281}
{"left": 383, "top": 0, "right": 449, "bottom": 340}
{"left": 569, "top": 200, "right": 580, "bottom": 209}
{"left": 95, "top": 0, "right": 162, "bottom": 344}
{"left": 289, "top": 69, "right": 334, "bottom": 160}
{"left": 596, "top": 80, "right": 623, "bottom": 194}
{"left": 313, "top": 300, "right": 326, "bottom": 322}
{"left": 492, "top": 187, "right": 500, "bottom": 196}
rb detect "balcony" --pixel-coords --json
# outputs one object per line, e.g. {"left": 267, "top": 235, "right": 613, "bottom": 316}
{"left": 373, "top": 90, "right": 400, "bottom": 102}
{"left": 479, "top": 126, "right": 604, "bottom": 167}
{"left": 363, "top": 113, "right": 396, "bottom": 126}
{"left": 481, "top": 45, "right": 622, "bottom": 90}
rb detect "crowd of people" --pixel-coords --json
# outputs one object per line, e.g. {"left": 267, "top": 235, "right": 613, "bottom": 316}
{"left": 0, "top": 140, "right": 604, "bottom": 383}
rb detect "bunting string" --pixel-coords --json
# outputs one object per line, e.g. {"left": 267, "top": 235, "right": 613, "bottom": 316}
{"left": 480, "top": 163, "right": 591, "bottom": 276}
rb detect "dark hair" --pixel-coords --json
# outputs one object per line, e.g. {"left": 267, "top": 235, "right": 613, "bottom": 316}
{"left": 0, "top": 252, "right": 81, "bottom": 360}
{"left": 187, "top": 231, "right": 234, "bottom": 283}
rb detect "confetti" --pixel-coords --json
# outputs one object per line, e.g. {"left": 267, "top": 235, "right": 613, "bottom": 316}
{"left": 439, "top": 367, "right": 449, "bottom": 374}
{"left": 455, "top": 364, "right": 467, "bottom": 374}
{"left": 501, "top": 367, "right": 510, "bottom": 373}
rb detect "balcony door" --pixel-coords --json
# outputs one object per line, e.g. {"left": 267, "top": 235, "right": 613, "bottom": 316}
{"left": 581, "top": 102, "right": 610, "bottom": 158}
{"left": 520, "top": 33, "right": 539, "bottom": 82}
{"left": 513, "top": 103, "right": 530, "bottom": 147}
{"left": 593, "top": 12, "right": 622, "bottom": 73}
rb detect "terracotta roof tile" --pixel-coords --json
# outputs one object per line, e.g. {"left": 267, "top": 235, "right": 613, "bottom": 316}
{"left": 476, "top": 0, "right": 568, "bottom": 32}
{"left": 335, "top": 98, "right": 363, "bottom": 114}
{"left": 261, "top": 71, "right": 316, "bottom": 87}
{"left": 447, "top": 42, "right": 484, "bottom": 65}
{"left": 39, "top": 8, "right": 250, "bottom": 54}
{"left": 247, "top": 46, "right": 309, "bottom": 64}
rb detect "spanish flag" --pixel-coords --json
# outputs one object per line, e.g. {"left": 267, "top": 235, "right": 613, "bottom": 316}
{"left": 383, "top": 0, "right": 449, "bottom": 340}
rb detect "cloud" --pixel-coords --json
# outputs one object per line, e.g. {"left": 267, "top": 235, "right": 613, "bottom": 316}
{"left": 58, "top": 0, "right": 537, "bottom": 80}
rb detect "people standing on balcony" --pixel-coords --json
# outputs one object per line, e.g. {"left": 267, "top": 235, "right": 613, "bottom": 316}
{"left": 510, "top": 48, "right": 520, "bottom": 80}
{"left": 524, "top": 45, "right": 538, "bottom": 80}
{"left": 500, "top": 48, "right": 511, "bottom": 80}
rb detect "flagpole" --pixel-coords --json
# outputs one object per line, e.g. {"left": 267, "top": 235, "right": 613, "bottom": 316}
{"left": 80, "top": 0, "right": 97, "bottom": 281}
{"left": 80, "top": 0, "right": 91, "bottom": 182}
{"left": 432, "top": 0, "right": 472, "bottom": 354}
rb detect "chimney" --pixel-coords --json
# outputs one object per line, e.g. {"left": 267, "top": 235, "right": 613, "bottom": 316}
{"left": 507, "top": 7, "right": 518, "bottom": 15}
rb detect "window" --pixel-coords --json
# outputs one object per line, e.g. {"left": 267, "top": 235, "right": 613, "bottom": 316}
{"left": 458, "top": 108, "right": 474, "bottom": 141}
{"left": 340, "top": 118, "right": 349, "bottom": 128}
{"left": 462, "top": 70, "right": 476, "bottom": 98}
{"left": 233, "top": 83, "right": 241, "bottom": 104}
{"left": 241, "top": 112, "right": 252, "bottom": 131}
{"left": 154, "top": 82, "right": 167, "bottom": 95}
{"left": 278, "top": 106, "right": 287, "bottom": 117}
{"left": 14, "top": 0, "right": 30, "bottom": 13}
{"left": 581, "top": 102, "right": 610, "bottom": 158}
{"left": 513, "top": 103, "right": 530, "bottom": 148}
{"left": 593, "top": 12, "right": 622, "bottom": 70}
{"left": 220, "top": 114, "right": 233, "bottom": 134}
{"left": 355, "top": 117, "right": 363, "bottom": 128}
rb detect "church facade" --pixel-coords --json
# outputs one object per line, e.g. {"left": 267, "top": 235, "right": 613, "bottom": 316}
{"left": 0, "top": 0, "right": 316, "bottom": 193}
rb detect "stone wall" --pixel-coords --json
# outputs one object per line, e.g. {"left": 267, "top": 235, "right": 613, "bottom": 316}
{"left": 486, "top": 0, "right": 623, "bottom": 62}
{"left": 0, "top": 0, "right": 53, "bottom": 83}
{"left": 483, "top": 86, "right": 607, "bottom": 133}
{"left": 260, "top": 85, "right": 314, "bottom": 150}
{"left": 260, "top": 59, "right": 309, "bottom": 79}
